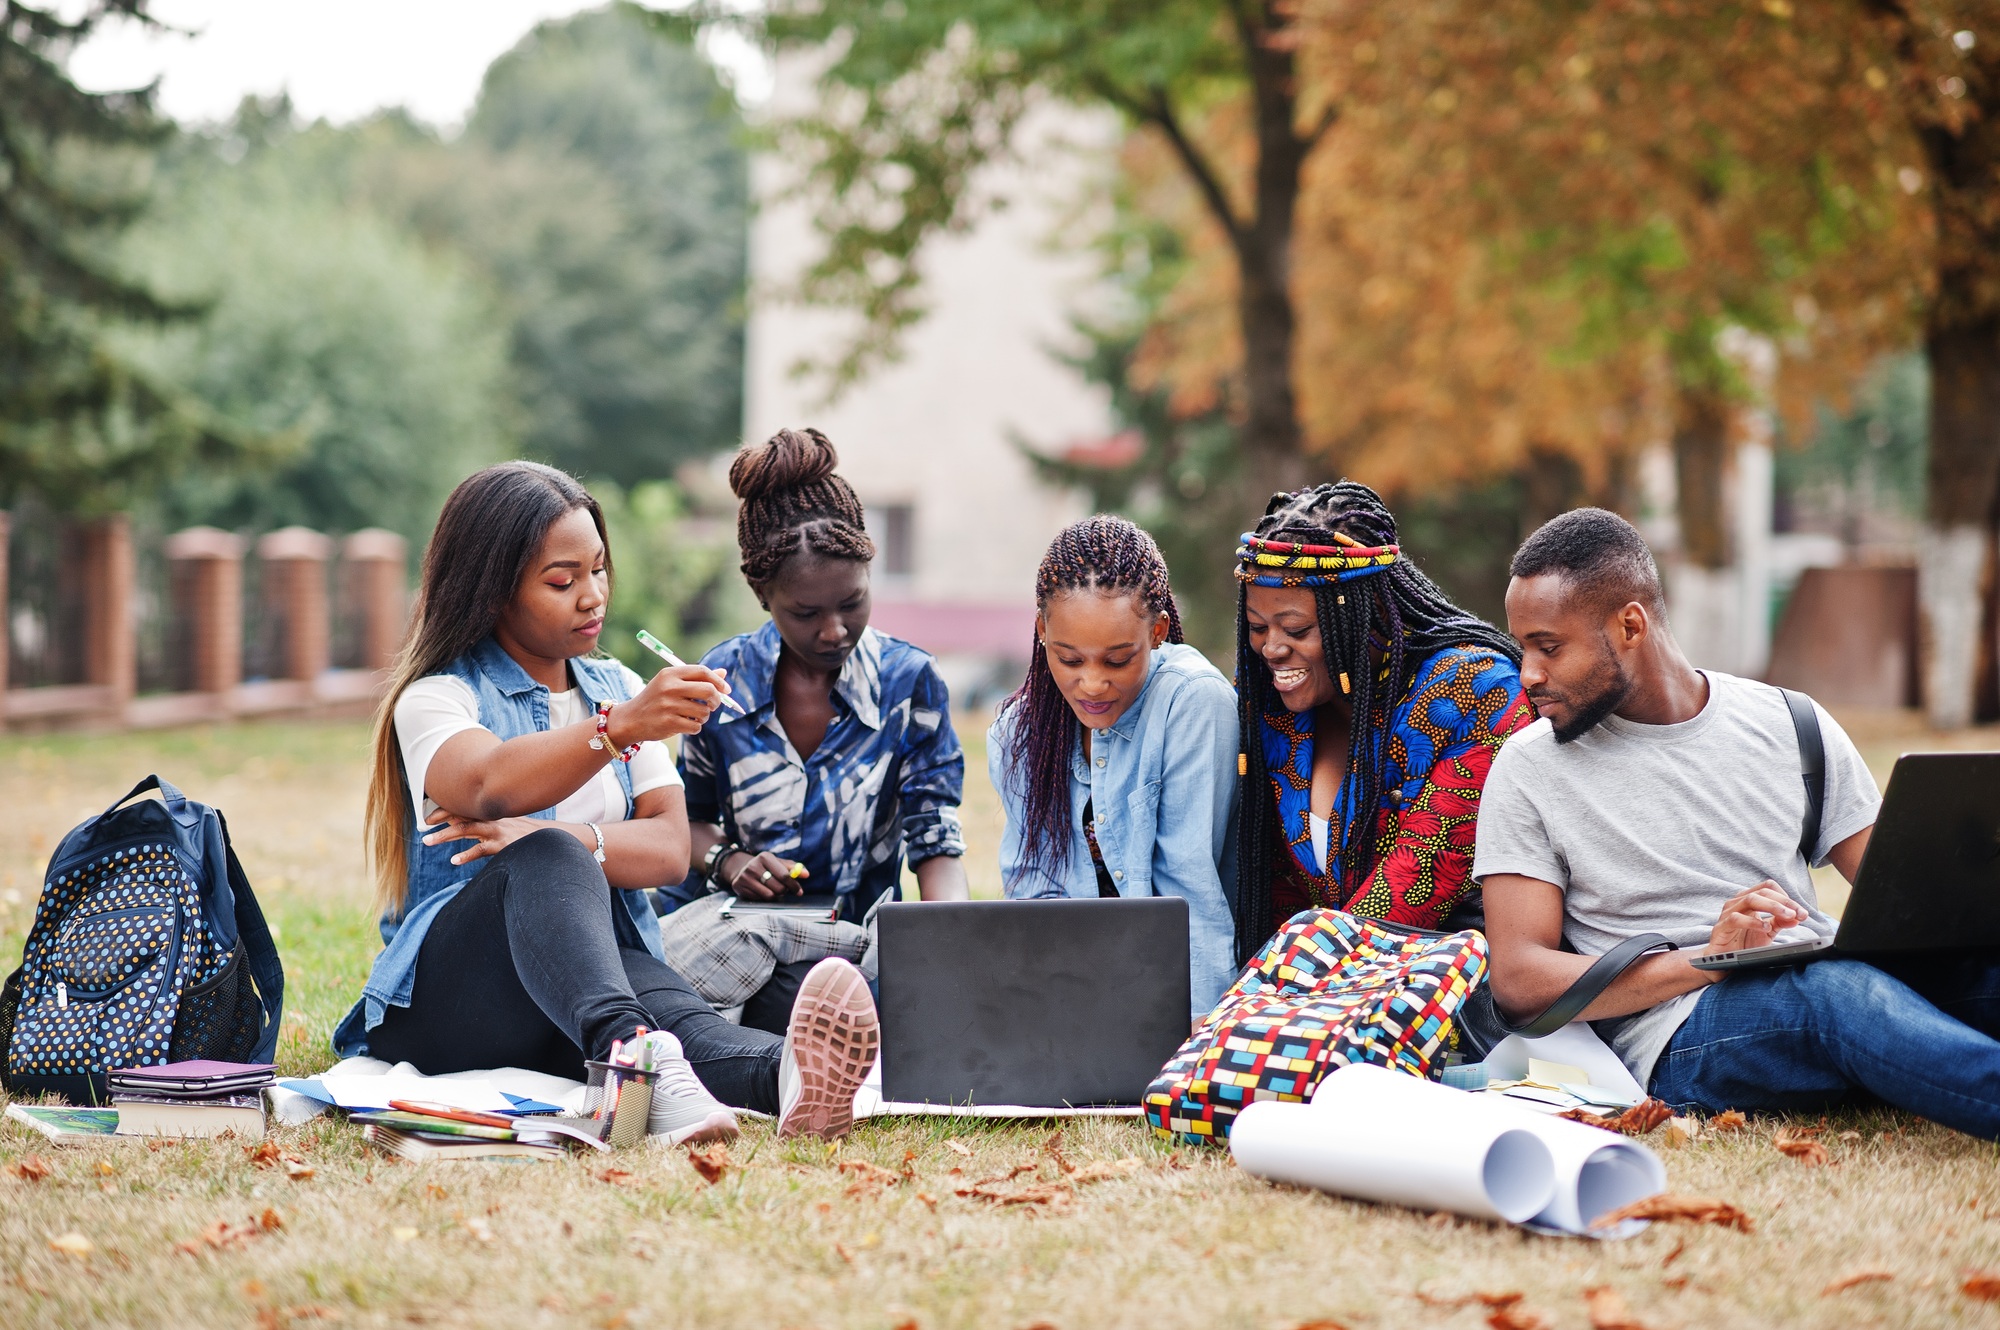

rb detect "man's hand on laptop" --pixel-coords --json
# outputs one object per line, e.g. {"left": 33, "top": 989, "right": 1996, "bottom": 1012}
{"left": 1704, "top": 881, "right": 1806, "bottom": 960}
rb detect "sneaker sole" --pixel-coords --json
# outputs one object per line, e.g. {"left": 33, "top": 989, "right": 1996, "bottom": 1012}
{"left": 652, "top": 1110, "right": 740, "bottom": 1148}
{"left": 777, "top": 959, "right": 879, "bottom": 1141}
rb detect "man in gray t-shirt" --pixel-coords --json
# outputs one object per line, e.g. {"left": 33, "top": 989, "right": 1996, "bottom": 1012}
{"left": 1474, "top": 509, "right": 2000, "bottom": 1140}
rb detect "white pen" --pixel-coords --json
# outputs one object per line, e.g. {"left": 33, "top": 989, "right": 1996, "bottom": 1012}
{"left": 636, "top": 629, "right": 746, "bottom": 714}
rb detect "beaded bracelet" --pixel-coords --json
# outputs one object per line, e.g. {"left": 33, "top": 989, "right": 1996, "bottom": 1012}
{"left": 589, "top": 701, "right": 643, "bottom": 762}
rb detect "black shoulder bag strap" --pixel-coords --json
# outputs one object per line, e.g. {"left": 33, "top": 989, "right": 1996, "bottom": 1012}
{"left": 1499, "top": 932, "right": 1680, "bottom": 1038}
{"left": 1780, "top": 688, "right": 1826, "bottom": 865}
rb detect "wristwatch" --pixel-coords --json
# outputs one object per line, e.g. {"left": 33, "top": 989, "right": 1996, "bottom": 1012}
{"left": 586, "top": 822, "right": 607, "bottom": 864}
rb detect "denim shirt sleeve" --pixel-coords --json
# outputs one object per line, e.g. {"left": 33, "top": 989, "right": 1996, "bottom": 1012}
{"left": 1147, "top": 670, "right": 1241, "bottom": 1016}
{"left": 898, "top": 660, "right": 966, "bottom": 862}
{"left": 988, "top": 708, "right": 1069, "bottom": 899}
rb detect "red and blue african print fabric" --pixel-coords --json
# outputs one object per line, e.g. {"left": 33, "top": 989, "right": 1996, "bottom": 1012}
{"left": 1144, "top": 908, "right": 1488, "bottom": 1142}
{"left": 1263, "top": 644, "right": 1535, "bottom": 929}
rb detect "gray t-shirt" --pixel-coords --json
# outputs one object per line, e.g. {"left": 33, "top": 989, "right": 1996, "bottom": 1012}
{"left": 1471, "top": 670, "right": 1880, "bottom": 1087}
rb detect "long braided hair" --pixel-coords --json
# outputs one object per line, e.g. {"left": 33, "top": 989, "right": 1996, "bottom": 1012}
{"left": 1233, "top": 482, "right": 1518, "bottom": 960}
{"left": 729, "top": 427, "right": 876, "bottom": 589}
{"left": 998, "top": 516, "right": 1184, "bottom": 879}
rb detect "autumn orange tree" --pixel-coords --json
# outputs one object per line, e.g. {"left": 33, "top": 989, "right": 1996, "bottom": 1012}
{"left": 1862, "top": 0, "right": 2000, "bottom": 725}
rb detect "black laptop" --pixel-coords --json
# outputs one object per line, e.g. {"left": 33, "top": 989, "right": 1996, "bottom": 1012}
{"left": 1690, "top": 751, "right": 2000, "bottom": 971}
{"left": 876, "top": 897, "right": 1191, "bottom": 1107}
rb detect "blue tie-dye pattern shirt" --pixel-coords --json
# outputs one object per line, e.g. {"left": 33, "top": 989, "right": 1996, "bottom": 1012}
{"left": 662, "top": 623, "right": 966, "bottom": 921}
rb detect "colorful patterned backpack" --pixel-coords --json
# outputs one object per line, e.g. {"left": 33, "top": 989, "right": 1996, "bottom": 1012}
{"left": 1145, "top": 908, "right": 1488, "bottom": 1143}
{"left": 0, "top": 776, "right": 284, "bottom": 1104}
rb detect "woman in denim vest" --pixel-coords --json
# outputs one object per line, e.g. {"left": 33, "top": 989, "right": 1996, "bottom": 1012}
{"left": 334, "top": 462, "right": 879, "bottom": 1142}
{"left": 988, "top": 516, "right": 1240, "bottom": 1020}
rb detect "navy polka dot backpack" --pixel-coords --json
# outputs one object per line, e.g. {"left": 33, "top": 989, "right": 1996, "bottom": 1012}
{"left": 0, "top": 776, "right": 285, "bottom": 1104}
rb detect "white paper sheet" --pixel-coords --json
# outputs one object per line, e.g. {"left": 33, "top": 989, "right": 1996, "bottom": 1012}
{"left": 1484, "top": 1026, "right": 1645, "bottom": 1103}
{"left": 852, "top": 1057, "right": 1142, "bottom": 1119}
{"left": 1236, "top": 1063, "right": 1663, "bottom": 1236}
{"left": 1233, "top": 1072, "right": 1557, "bottom": 1223}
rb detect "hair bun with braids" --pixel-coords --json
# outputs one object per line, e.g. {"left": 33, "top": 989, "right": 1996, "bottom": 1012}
{"left": 729, "top": 427, "right": 876, "bottom": 586}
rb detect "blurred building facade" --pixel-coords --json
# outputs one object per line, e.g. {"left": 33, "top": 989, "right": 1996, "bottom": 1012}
{"left": 743, "top": 86, "right": 1116, "bottom": 702}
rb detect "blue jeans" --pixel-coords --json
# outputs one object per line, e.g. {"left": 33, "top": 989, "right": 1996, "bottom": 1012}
{"left": 1649, "top": 953, "right": 2000, "bottom": 1139}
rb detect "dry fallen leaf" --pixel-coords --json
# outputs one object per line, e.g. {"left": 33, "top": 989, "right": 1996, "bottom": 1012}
{"left": 1773, "top": 1128, "right": 1830, "bottom": 1166}
{"left": 1838, "top": 1130, "right": 1862, "bottom": 1142}
{"left": 1823, "top": 1269, "right": 1893, "bottom": 1295}
{"left": 839, "top": 1159, "right": 904, "bottom": 1197}
{"left": 9, "top": 1155, "right": 54, "bottom": 1181}
{"left": 281, "top": 1156, "right": 315, "bottom": 1181}
{"left": 945, "top": 1139, "right": 973, "bottom": 1157}
{"left": 1710, "top": 1110, "right": 1747, "bottom": 1132}
{"left": 1293, "top": 1321, "right": 1350, "bottom": 1330}
{"left": 1591, "top": 1195, "right": 1755, "bottom": 1234}
{"left": 47, "top": 1231, "right": 93, "bottom": 1259}
{"left": 594, "top": 1167, "right": 635, "bottom": 1187}
{"left": 1583, "top": 1285, "right": 1651, "bottom": 1330}
{"left": 95, "top": 1159, "right": 116, "bottom": 1176}
{"left": 687, "top": 1143, "right": 732, "bottom": 1185}
{"left": 1560, "top": 1099, "right": 1672, "bottom": 1137}
{"left": 246, "top": 1140, "right": 282, "bottom": 1167}
{"left": 1662, "top": 1117, "right": 1700, "bottom": 1148}
{"left": 423, "top": 1182, "right": 448, "bottom": 1201}
{"left": 1485, "top": 1300, "right": 1551, "bottom": 1330}
{"left": 1963, "top": 1271, "right": 2000, "bottom": 1301}
{"left": 916, "top": 1191, "right": 937, "bottom": 1210}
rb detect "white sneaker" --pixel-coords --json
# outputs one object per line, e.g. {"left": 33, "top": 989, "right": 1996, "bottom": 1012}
{"left": 639, "top": 1030, "right": 739, "bottom": 1146}
{"left": 776, "top": 958, "right": 880, "bottom": 1140}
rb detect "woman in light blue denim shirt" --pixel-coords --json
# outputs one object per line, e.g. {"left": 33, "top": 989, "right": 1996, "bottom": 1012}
{"left": 988, "top": 517, "right": 1239, "bottom": 1017}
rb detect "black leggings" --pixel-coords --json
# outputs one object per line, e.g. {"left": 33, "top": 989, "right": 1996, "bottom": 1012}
{"left": 369, "top": 829, "right": 782, "bottom": 1113}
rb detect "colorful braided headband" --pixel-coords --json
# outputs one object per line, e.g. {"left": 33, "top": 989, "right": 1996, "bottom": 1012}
{"left": 1234, "top": 533, "right": 1399, "bottom": 588}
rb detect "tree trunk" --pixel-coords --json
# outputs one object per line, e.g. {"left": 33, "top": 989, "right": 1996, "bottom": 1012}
{"left": 1519, "top": 446, "right": 1585, "bottom": 539}
{"left": 1673, "top": 387, "right": 1732, "bottom": 570}
{"left": 1921, "top": 315, "right": 2000, "bottom": 728}
{"left": 1231, "top": 8, "right": 1313, "bottom": 504}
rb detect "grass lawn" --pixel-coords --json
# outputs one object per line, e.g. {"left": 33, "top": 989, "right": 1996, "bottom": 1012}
{"left": 0, "top": 710, "right": 1998, "bottom": 1327}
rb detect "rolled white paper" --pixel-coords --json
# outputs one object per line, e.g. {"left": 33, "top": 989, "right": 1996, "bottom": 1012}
{"left": 1270, "top": 1063, "right": 1665, "bottom": 1235}
{"left": 1232, "top": 1074, "right": 1557, "bottom": 1224}
{"left": 1517, "top": 1110, "right": 1666, "bottom": 1235}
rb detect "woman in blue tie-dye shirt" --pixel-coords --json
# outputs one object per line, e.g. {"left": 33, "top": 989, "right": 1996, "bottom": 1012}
{"left": 665, "top": 428, "right": 970, "bottom": 1032}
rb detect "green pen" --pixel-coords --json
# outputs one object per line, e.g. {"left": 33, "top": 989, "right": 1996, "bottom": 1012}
{"left": 637, "top": 630, "right": 746, "bottom": 714}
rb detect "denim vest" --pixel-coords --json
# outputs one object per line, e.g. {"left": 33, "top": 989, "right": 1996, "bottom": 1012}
{"left": 331, "top": 637, "right": 665, "bottom": 1057}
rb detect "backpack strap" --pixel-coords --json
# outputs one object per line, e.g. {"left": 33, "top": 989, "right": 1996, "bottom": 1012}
{"left": 216, "top": 811, "right": 286, "bottom": 1065}
{"left": 1780, "top": 688, "right": 1826, "bottom": 866}
{"left": 101, "top": 774, "right": 186, "bottom": 817}
{"left": 1503, "top": 932, "right": 1679, "bottom": 1038}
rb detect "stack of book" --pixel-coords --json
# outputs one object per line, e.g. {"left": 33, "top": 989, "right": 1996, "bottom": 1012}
{"left": 354, "top": 1101, "right": 609, "bottom": 1162}
{"left": 108, "top": 1060, "right": 275, "bottom": 1140}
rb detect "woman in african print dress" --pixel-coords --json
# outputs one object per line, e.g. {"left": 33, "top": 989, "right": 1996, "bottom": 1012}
{"left": 1145, "top": 482, "right": 1535, "bottom": 1142}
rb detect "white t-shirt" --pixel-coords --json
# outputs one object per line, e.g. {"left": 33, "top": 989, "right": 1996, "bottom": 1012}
{"left": 395, "top": 667, "right": 684, "bottom": 828}
{"left": 1471, "top": 671, "right": 1880, "bottom": 1088}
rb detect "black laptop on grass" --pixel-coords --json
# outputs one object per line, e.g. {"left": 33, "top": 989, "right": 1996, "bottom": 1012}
{"left": 1691, "top": 752, "right": 2000, "bottom": 972}
{"left": 876, "top": 896, "right": 1191, "bottom": 1107}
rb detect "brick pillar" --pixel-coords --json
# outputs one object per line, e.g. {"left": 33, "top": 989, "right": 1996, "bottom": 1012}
{"left": 80, "top": 513, "right": 135, "bottom": 708}
{"left": 340, "top": 528, "right": 408, "bottom": 671}
{"left": 165, "top": 527, "right": 246, "bottom": 695}
{"left": 256, "top": 527, "right": 333, "bottom": 681}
